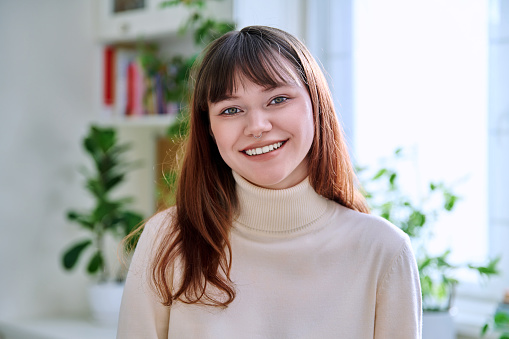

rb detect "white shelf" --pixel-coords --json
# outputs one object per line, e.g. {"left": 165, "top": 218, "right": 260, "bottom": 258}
{"left": 96, "top": 114, "right": 176, "bottom": 128}
{"left": 0, "top": 317, "right": 116, "bottom": 339}
{"left": 94, "top": 0, "right": 232, "bottom": 44}
{"left": 94, "top": 0, "right": 188, "bottom": 43}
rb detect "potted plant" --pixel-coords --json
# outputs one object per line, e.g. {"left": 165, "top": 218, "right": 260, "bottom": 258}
{"left": 357, "top": 148, "right": 499, "bottom": 339}
{"left": 62, "top": 125, "right": 144, "bottom": 324}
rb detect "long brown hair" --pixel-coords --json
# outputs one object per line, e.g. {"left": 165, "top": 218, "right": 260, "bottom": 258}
{"left": 150, "top": 26, "right": 369, "bottom": 308}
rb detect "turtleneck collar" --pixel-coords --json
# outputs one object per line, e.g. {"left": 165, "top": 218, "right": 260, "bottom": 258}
{"left": 232, "top": 171, "right": 330, "bottom": 235}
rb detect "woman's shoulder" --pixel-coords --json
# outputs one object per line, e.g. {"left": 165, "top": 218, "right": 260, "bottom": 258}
{"left": 330, "top": 202, "right": 410, "bottom": 251}
{"left": 145, "top": 207, "right": 176, "bottom": 231}
{"left": 138, "top": 207, "right": 177, "bottom": 247}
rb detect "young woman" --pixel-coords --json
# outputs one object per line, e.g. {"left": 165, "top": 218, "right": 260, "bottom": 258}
{"left": 117, "top": 26, "right": 422, "bottom": 338}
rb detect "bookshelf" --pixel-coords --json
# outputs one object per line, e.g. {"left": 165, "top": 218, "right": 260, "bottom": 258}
{"left": 97, "top": 114, "right": 176, "bottom": 127}
{"left": 94, "top": 0, "right": 233, "bottom": 127}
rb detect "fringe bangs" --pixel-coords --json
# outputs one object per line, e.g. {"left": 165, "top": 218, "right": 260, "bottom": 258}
{"left": 201, "top": 30, "right": 305, "bottom": 107}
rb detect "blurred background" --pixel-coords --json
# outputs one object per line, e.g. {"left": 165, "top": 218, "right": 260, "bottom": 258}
{"left": 0, "top": 0, "right": 508, "bottom": 338}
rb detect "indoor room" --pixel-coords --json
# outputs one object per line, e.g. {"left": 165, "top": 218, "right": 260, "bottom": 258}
{"left": 0, "top": 0, "right": 508, "bottom": 338}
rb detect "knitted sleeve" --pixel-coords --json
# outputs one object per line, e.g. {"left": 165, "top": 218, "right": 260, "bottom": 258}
{"left": 374, "top": 236, "right": 422, "bottom": 339}
{"left": 117, "top": 210, "right": 171, "bottom": 339}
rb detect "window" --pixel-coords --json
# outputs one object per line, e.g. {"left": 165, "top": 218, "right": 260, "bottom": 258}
{"left": 352, "top": 0, "right": 489, "bottom": 273}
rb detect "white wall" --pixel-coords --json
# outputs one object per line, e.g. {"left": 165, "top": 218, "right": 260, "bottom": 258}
{"left": 0, "top": 1, "right": 99, "bottom": 320}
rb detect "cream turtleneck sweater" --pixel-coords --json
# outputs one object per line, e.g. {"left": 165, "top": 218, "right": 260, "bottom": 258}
{"left": 117, "top": 173, "right": 422, "bottom": 339}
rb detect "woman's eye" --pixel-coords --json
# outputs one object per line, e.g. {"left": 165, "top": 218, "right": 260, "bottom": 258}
{"left": 270, "top": 97, "right": 287, "bottom": 105}
{"left": 221, "top": 107, "right": 241, "bottom": 115}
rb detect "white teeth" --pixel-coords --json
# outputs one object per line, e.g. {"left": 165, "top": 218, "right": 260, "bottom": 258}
{"left": 244, "top": 141, "right": 284, "bottom": 156}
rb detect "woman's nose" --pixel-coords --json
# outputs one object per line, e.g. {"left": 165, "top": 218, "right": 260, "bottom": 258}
{"left": 244, "top": 109, "right": 272, "bottom": 137}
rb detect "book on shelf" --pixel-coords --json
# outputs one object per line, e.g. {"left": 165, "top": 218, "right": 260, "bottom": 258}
{"left": 102, "top": 45, "right": 178, "bottom": 120}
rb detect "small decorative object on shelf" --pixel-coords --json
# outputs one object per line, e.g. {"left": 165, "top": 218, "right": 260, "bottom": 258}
{"left": 113, "top": 0, "right": 146, "bottom": 14}
{"left": 101, "top": 43, "right": 181, "bottom": 121}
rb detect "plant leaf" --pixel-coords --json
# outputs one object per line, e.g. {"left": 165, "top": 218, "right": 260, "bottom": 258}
{"left": 389, "top": 172, "right": 397, "bottom": 187}
{"left": 62, "top": 239, "right": 92, "bottom": 270}
{"left": 87, "top": 250, "right": 104, "bottom": 274}
{"left": 444, "top": 192, "right": 458, "bottom": 211}
{"left": 67, "top": 211, "right": 94, "bottom": 230}
{"left": 468, "top": 257, "right": 501, "bottom": 277}
{"left": 372, "top": 168, "right": 387, "bottom": 180}
{"left": 494, "top": 311, "right": 509, "bottom": 326}
{"left": 480, "top": 323, "right": 489, "bottom": 336}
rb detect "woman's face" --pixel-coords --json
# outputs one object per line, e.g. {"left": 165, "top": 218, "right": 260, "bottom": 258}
{"left": 208, "top": 74, "right": 314, "bottom": 189}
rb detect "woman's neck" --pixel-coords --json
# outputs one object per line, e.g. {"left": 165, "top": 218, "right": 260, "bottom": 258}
{"left": 232, "top": 171, "right": 330, "bottom": 235}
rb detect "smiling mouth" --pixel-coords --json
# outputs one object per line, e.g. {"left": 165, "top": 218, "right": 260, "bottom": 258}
{"left": 243, "top": 141, "right": 287, "bottom": 156}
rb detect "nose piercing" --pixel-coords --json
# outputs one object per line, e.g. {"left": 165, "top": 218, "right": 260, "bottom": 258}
{"left": 253, "top": 133, "right": 262, "bottom": 139}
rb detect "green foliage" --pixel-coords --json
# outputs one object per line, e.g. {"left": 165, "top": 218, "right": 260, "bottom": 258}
{"left": 156, "top": 168, "right": 180, "bottom": 208}
{"left": 62, "top": 126, "right": 144, "bottom": 282}
{"left": 87, "top": 250, "right": 104, "bottom": 275}
{"left": 160, "top": 0, "right": 205, "bottom": 9}
{"left": 137, "top": 47, "right": 196, "bottom": 107}
{"left": 62, "top": 239, "right": 92, "bottom": 270}
{"left": 157, "top": 0, "right": 236, "bottom": 137}
{"left": 482, "top": 311, "right": 509, "bottom": 338}
{"left": 358, "top": 148, "right": 499, "bottom": 312}
{"left": 161, "top": 0, "right": 234, "bottom": 45}
{"left": 469, "top": 257, "right": 501, "bottom": 278}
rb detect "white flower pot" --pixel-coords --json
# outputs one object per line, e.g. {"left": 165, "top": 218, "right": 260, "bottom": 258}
{"left": 422, "top": 310, "right": 455, "bottom": 339}
{"left": 88, "top": 282, "right": 124, "bottom": 326}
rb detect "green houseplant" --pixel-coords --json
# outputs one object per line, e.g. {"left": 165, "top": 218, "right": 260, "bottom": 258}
{"left": 62, "top": 125, "right": 144, "bottom": 283}
{"left": 357, "top": 148, "right": 499, "bottom": 312}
